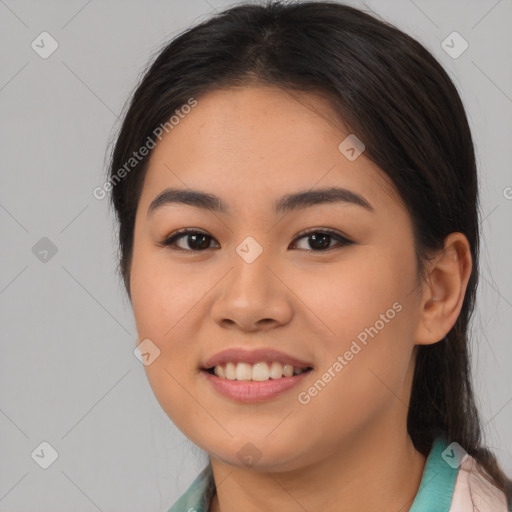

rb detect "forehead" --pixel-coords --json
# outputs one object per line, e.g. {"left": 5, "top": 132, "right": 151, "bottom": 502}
{"left": 140, "top": 86, "right": 399, "bottom": 214}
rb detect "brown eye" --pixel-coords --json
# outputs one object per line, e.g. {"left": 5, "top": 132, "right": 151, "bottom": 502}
{"left": 160, "top": 230, "right": 219, "bottom": 251}
{"left": 290, "top": 229, "right": 353, "bottom": 252}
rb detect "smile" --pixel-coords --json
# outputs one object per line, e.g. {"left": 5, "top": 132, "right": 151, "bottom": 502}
{"left": 201, "top": 365, "right": 313, "bottom": 403}
{"left": 207, "top": 361, "right": 312, "bottom": 381}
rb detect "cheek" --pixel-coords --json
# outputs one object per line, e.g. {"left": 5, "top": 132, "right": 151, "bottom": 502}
{"left": 293, "top": 313, "right": 414, "bottom": 447}
{"left": 130, "top": 243, "right": 197, "bottom": 339}
{"left": 288, "top": 250, "right": 402, "bottom": 345}
{"left": 292, "top": 252, "right": 416, "bottom": 401}
{"left": 130, "top": 251, "right": 205, "bottom": 435}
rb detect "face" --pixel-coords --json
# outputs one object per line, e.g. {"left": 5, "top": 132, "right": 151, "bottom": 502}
{"left": 130, "top": 86, "right": 424, "bottom": 471}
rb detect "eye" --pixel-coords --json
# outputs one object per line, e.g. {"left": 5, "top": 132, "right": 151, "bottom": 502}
{"left": 158, "top": 229, "right": 219, "bottom": 251}
{"left": 290, "top": 228, "right": 354, "bottom": 252}
{"left": 158, "top": 228, "right": 354, "bottom": 252}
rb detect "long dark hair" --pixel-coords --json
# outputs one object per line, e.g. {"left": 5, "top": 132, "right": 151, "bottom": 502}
{"left": 107, "top": 0, "right": 511, "bottom": 501}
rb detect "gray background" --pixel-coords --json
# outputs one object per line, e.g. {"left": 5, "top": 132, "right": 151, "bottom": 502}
{"left": 0, "top": 0, "right": 511, "bottom": 510}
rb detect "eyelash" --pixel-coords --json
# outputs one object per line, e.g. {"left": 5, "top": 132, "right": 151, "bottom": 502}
{"left": 158, "top": 227, "right": 354, "bottom": 253}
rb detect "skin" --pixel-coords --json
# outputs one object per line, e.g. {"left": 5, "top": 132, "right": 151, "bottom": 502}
{"left": 129, "top": 86, "right": 472, "bottom": 512}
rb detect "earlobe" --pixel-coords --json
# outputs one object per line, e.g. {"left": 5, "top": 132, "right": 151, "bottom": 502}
{"left": 414, "top": 232, "right": 473, "bottom": 346}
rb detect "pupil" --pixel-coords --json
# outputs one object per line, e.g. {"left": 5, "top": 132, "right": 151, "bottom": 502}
{"left": 189, "top": 234, "right": 210, "bottom": 250}
{"left": 310, "top": 233, "right": 330, "bottom": 250}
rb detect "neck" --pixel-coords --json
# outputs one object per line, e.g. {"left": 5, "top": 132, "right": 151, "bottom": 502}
{"left": 208, "top": 421, "right": 427, "bottom": 512}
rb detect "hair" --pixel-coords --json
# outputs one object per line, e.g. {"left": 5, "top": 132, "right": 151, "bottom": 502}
{"left": 107, "top": 0, "right": 511, "bottom": 502}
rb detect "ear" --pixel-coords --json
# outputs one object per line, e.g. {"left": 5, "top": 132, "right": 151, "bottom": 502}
{"left": 414, "top": 232, "right": 473, "bottom": 346}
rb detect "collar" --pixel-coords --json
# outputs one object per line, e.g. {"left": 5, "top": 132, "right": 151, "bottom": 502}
{"left": 167, "top": 436, "right": 507, "bottom": 512}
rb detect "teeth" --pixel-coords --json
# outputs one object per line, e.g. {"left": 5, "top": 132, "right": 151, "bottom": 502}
{"left": 282, "top": 364, "right": 294, "bottom": 377}
{"left": 235, "top": 362, "right": 252, "bottom": 381}
{"left": 212, "top": 361, "right": 309, "bottom": 381}
{"left": 252, "top": 362, "right": 270, "bottom": 381}
{"left": 225, "top": 362, "right": 236, "bottom": 380}
{"left": 214, "top": 364, "right": 226, "bottom": 379}
{"left": 269, "top": 361, "right": 283, "bottom": 379}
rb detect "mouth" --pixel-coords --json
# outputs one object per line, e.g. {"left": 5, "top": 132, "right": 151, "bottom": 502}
{"left": 200, "top": 347, "right": 314, "bottom": 402}
{"left": 201, "top": 364, "right": 313, "bottom": 402}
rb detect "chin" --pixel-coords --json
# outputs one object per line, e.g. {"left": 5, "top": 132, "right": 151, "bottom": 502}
{"left": 204, "top": 435, "right": 312, "bottom": 473}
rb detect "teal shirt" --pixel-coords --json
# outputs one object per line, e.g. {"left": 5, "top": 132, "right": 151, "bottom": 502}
{"left": 165, "top": 437, "right": 495, "bottom": 511}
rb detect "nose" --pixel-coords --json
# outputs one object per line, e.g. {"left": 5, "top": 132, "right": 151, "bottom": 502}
{"left": 209, "top": 246, "right": 294, "bottom": 332}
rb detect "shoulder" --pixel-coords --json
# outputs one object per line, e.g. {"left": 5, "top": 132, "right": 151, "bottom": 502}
{"left": 449, "top": 454, "right": 509, "bottom": 512}
{"left": 410, "top": 437, "right": 509, "bottom": 512}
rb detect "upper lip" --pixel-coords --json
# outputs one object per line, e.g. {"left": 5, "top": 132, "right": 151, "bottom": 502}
{"left": 202, "top": 347, "right": 314, "bottom": 370}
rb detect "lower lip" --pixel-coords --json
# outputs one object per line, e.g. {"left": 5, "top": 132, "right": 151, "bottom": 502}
{"left": 201, "top": 369, "right": 312, "bottom": 403}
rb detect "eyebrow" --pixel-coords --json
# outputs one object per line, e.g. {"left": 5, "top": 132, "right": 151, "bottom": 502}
{"left": 147, "top": 186, "right": 374, "bottom": 217}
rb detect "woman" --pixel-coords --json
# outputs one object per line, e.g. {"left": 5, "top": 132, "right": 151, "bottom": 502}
{"left": 107, "top": 1, "right": 512, "bottom": 510}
